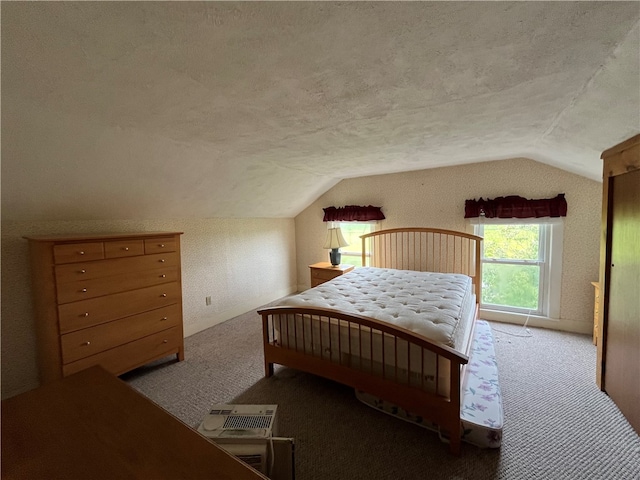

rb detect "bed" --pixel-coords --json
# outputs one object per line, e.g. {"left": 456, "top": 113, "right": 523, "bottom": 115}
{"left": 258, "top": 228, "right": 482, "bottom": 454}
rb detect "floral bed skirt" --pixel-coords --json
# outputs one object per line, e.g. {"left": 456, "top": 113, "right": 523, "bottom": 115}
{"left": 355, "top": 320, "right": 503, "bottom": 448}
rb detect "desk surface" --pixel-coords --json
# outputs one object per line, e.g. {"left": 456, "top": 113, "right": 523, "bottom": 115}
{"left": 1, "top": 366, "right": 267, "bottom": 480}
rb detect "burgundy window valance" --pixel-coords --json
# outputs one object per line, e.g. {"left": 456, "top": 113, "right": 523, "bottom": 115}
{"left": 323, "top": 205, "right": 385, "bottom": 222}
{"left": 464, "top": 194, "right": 567, "bottom": 219}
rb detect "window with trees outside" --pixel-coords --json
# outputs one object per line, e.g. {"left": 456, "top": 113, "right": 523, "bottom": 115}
{"left": 336, "top": 222, "right": 376, "bottom": 267}
{"left": 475, "top": 221, "right": 562, "bottom": 317}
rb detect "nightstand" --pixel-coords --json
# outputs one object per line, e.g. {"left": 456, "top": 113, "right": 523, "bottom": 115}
{"left": 309, "top": 262, "right": 354, "bottom": 287}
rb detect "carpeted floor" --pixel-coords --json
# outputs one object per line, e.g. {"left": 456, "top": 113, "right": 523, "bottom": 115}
{"left": 123, "top": 307, "right": 640, "bottom": 480}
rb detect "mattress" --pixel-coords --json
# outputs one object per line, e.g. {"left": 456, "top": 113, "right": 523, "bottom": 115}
{"left": 356, "top": 320, "right": 503, "bottom": 449}
{"left": 281, "top": 267, "right": 475, "bottom": 353}
{"left": 274, "top": 267, "right": 476, "bottom": 396}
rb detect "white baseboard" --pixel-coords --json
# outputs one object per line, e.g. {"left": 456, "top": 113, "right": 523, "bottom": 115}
{"left": 183, "top": 286, "right": 298, "bottom": 337}
{"left": 480, "top": 308, "right": 592, "bottom": 335}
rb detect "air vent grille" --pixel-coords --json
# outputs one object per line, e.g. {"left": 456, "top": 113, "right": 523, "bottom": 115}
{"left": 210, "top": 409, "right": 233, "bottom": 415}
{"left": 236, "top": 454, "right": 264, "bottom": 468}
{"left": 223, "top": 415, "right": 273, "bottom": 429}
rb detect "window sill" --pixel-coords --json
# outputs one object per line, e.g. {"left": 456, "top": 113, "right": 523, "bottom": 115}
{"left": 479, "top": 308, "right": 559, "bottom": 327}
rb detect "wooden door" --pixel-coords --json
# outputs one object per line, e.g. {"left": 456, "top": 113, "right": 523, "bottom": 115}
{"left": 605, "top": 168, "right": 640, "bottom": 433}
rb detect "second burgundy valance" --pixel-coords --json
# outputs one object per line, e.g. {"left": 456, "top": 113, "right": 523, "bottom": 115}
{"left": 323, "top": 205, "right": 385, "bottom": 222}
{"left": 464, "top": 194, "right": 567, "bottom": 219}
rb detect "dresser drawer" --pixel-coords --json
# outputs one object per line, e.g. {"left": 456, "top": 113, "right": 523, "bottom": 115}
{"left": 62, "top": 326, "right": 183, "bottom": 377}
{"left": 56, "top": 266, "right": 179, "bottom": 304}
{"left": 61, "top": 304, "right": 181, "bottom": 364}
{"left": 311, "top": 268, "right": 343, "bottom": 282}
{"left": 54, "top": 242, "right": 104, "bottom": 264}
{"left": 309, "top": 263, "right": 354, "bottom": 287}
{"left": 55, "top": 252, "right": 179, "bottom": 284}
{"left": 144, "top": 237, "right": 177, "bottom": 254}
{"left": 104, "top": 239, "right": 144, "bottom": 259}
{"left": 58, "top": 283, "right": 182, "bottom": 334}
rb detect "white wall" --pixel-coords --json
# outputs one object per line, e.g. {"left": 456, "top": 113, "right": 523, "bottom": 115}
{"left": 295, "top": 157, "right": 601, "bottom": 335}
{"left": 1, "top": 157, "right": 601, "bottom": 398}
{"left": 1, "top": 218, "right": 296, "bottom": 399}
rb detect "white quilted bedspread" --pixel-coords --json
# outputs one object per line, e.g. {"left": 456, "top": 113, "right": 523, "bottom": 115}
{"left": 281, "top": 267, "right": 474, "bottom": 350}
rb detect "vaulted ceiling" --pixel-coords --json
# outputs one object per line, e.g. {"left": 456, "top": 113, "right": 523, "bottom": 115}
{"left": 2, "top": 2, "right": 639, "bottom": 221}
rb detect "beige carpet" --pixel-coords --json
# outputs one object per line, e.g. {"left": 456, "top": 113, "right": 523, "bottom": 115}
{"left": 123, "top": 307, "right": 640, "bottom": 480}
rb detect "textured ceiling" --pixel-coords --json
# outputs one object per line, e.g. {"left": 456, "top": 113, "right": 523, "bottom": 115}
{"left": 2, "top": 2, "right": 639, "bottom": 220}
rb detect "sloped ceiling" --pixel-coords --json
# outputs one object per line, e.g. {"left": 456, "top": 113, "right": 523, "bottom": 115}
{"left": 2, "top": 2, "right": 639, "bottom": 221}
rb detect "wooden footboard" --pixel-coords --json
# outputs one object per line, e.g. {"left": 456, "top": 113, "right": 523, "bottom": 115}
{"left": 258, "top": 306, "right": 470, "bottom": 455}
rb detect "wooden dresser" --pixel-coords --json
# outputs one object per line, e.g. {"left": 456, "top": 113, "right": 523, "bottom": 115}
{"left": 24, "top": 232, "right": 185, "bottom": 384}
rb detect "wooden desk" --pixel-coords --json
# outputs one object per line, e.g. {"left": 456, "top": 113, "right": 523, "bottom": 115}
{"left": 1, "top": 366, "right": 267, "bottom": 480}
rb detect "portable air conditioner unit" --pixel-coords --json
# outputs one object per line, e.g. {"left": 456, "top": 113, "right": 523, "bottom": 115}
{"left": 197, "top": 404, "right": 294, "bottom": 480}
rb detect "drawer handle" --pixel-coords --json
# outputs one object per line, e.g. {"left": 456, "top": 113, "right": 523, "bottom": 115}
{"left": 161, "top": 317, "right": 168, "bottom": 321}
{"left": 79, "top": 269, "right": 86, "bottom": 274}
{"left": 79, "top": 251, "right": 85, "bottom": 255}
{"left": 161, "top": 293, "right": 167, "bottom": 297}
{"left": 162, "top": 339, "right": 168, "bottom": 344}
{"left": 160, "top": 274, "right": 166, "bottom": 278}
{"left": 81, "top": 288, "right": 87, "bottom": 293}
{"left": 82, "top": 312, "right": 89, "bottom": 317}
{"left": 159, "top": 244, "right": 165, "bottom": 248}
{"left": 159, "top": 259, "right": 165, "bottom": 263}
{"left": 123, "top": 247, "right": 129, "bottom": 251}
{"left": 82, "top": 341, "right": 91, "bottom": 346}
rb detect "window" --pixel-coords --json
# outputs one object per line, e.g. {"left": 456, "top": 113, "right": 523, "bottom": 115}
{"left": 475, "top": 221, "right": 562, "bottom": 317}
{"left": 336, "top": 222, "right": 376, "bottom": 267}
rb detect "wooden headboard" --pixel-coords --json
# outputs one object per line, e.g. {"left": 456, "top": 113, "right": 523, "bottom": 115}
{"left": 360, "top": 227, "right": 482, "bottom": 298}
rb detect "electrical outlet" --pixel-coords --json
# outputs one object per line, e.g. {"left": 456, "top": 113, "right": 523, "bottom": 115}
{"left": 205, "top": 296, "right": 212, "bottom": 306}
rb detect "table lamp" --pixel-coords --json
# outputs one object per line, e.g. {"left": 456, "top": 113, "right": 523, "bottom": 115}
{"left": 323, "top": 227, "right": 349, "bottom": 266}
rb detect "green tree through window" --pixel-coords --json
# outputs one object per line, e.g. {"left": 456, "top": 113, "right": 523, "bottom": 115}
{"left": 336, "top": 223, "right": 375, "bottom": 267}
{"left": 480, "top": 224, "right": 544, "bottom": 312}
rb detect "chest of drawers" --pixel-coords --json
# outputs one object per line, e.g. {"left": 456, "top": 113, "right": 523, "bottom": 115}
{"left": 24, "top": 232, "right": 184, "bottom": 384}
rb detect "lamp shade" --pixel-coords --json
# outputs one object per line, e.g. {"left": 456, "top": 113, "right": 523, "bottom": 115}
{"left": 323, "top": 227, "right": 349, "bottom": 249}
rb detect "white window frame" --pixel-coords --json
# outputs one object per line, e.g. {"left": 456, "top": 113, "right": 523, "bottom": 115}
{"left": 474, "top": 218, "right": 562, "bottom": 320}
{"left": 333, "top": 221, "right": 378, "bottom": 267}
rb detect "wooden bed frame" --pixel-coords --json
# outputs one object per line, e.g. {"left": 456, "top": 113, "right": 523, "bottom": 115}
{"left": 258, "top": 228, "right": 482, "bottom": 454}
